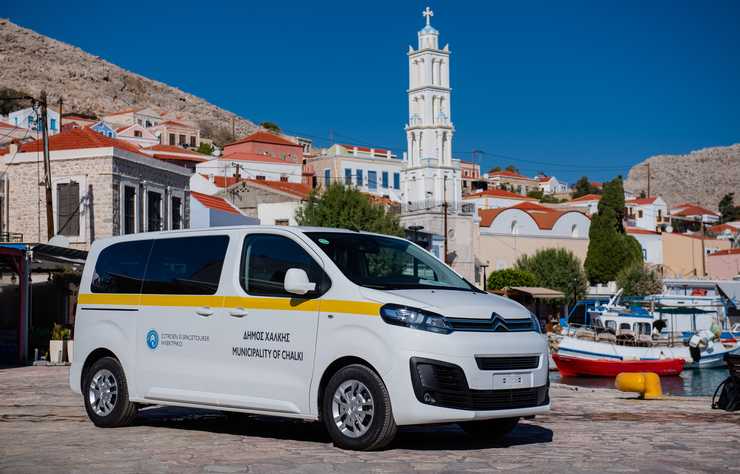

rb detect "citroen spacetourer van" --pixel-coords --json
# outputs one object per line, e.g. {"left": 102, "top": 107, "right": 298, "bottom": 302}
{"left": 70, "top": 226, "right": 549, "bottom": 450}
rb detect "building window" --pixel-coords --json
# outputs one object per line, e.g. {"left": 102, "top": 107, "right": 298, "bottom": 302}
{"left": 56, "top": 181, "right": 80, "bottom": 237}
{"left": 179, "top": 134, "right": 186, "bottom": 145}
{"left": 275, "top": 219, "right": 289, "bottom": 226}
{"left": 280, "top": 176, "right": 288, "bottom": 182}
{"left": 657, "top": 209, "right": 662, "bottom": 222}
{"left": 256, "top": 175, "right": 266, "bottom": 180}
{"left": 171, "top": 196, "right": 182, "bottom": 230}
{"left": 511, "top": 220, "right": 519, "bottom": 236}
{"left": 356, "top": 169, "right": 363, "bottom": 187}
{"left": 122, "top": 185, "right": 137, "bottom": 235}
{"left": 169, "top": 133, "right": 176, "bottom": 145}
{"left": 281, "top": 153, "right": 286, "bottom": 160}
{"left": 638, "top": 210, "right": 644, "bottom": 218}
{"left": 145, "top": 120, "right": 151, "bottom": 127}
{"left": 134, "top": 130, "right": 143, "bottom": 138}
{"left": 324, "top": 169, "right": 331, "bottom": 187}
{"left": 50, "top": 118, "right": 57, "bottom": 131}
{"left": 393, "top": 172, "right": 400, "bottom": 190}
{"left": 344, "top": 168, "right": 352, "bottom": 185}
{"left": 571, "top": 224, "right": 579, "bottom": 238}
{"left": 146, "top": 190, "right": 163, "bottom": 232}
{"left": 138, "top": 119, "right": 143, "bottom": 125}
{"left": 368, "top": 171, "right": 377, "bottom": 190}
{"left": 382, "top": 171, "right": 389, "bottom": 188}
{"left": 190, "top": 136, "right": 196, "bottom": 147}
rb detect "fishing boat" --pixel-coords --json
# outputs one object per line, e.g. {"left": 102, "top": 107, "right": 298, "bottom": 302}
{"left": 552, "top": 353, "right": 685, "bottom": 377}
{"left": 553, "top": 289, "right": 740, "bottom": 369}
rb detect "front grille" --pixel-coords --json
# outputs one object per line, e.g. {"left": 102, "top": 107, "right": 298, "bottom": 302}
{"left": 410, "top": 357, "right": 548, "bottom": 411}
{"left": 475, "top": 355, "right": 540, "bottom": 371}
{"left": 445, "top": 314, "right": 534, "bottom": 333}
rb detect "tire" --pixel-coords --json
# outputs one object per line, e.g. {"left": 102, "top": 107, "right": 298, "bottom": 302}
{"left": 321, "top": 364, "right": 397, "bottom": 451}
{"left": 459, "top": 417, "right": 520, "bottom": 441}
{"left": 82, "top": 356, "right": 137, "bottom": 428}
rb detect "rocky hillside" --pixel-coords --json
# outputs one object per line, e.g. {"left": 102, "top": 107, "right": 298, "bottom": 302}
{"left": 0, "top": 19, "right": 256, "bottom": 143}
{"left": 624, "top": 143, "right": 740, "bottom": 210}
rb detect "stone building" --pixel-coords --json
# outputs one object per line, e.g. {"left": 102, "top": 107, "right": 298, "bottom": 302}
{"left": 0, "top": 127, "right": 192, "bottom": 250}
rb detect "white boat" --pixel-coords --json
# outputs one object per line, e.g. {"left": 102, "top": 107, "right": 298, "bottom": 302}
{"left": 554, "top": 290, "right": 740, "bottom": 369}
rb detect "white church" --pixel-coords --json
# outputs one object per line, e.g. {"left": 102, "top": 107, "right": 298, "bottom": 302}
{"left": 400, "top": 7, "right": 479, "bottom": 281}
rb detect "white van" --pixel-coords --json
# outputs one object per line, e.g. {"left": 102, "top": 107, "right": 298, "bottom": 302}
{"left": 70, "top": 226, "right": 549, "bottom": 450}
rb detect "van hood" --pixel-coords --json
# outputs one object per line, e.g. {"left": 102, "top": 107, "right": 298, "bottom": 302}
{"left": 360, "top": 288, "right": 531, "bottom": 320}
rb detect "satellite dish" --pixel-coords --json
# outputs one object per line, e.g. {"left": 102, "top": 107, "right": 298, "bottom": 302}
{"left": 665, "top": 225, "right": 674, "bottom": 233}
{"left": 48, "top": 235, "right": 71, "bottom": 248}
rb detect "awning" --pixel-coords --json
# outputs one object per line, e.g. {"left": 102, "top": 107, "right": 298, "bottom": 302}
{"left": 31, "top": 243, "right": 87, "bottom": 265}
{"left": 507, "top": 287, "right": 565, "bottom": 299}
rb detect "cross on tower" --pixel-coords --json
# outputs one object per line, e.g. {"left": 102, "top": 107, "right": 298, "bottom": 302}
{"left": 423, "top": 7, "right": 433, "bottom": 26}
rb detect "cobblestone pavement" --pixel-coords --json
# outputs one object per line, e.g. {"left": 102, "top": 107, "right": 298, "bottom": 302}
{"left": 0, "top": 366, "right": 738, "bottom": 473}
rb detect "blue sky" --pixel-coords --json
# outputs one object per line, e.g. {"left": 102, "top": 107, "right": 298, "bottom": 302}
{"left": 4, "top": 0, "right": 739, "bottom": 182}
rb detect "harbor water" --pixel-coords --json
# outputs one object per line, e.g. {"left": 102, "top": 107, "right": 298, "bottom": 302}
{"left": 550, "top": 368, "right": 729, "bottom": 397}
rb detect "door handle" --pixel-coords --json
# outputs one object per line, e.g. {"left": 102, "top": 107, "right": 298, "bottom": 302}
{"left": 196, "top": 307, "right": 214, "bottom": 317}
{"left": 229, "top": 308, "right": 248, "bottom": 318}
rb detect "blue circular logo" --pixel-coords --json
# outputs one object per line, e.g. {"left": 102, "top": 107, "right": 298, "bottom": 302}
{"left": 146, "top": 329, "right": 159, "bottom": 350}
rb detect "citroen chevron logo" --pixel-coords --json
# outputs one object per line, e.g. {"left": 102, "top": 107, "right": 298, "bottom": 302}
{"left": 491, "top": 313, "right": 509, "bottom": 332}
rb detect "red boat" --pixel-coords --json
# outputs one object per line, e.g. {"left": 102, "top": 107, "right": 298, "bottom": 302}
{"left": 552, "top": 353, "right": 685, "bottom": 377}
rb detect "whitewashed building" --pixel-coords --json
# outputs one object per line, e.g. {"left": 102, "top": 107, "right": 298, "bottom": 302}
{"left": 625, "top": 196, "right": 669, "bottom": 231}
{"left": 627, "top": 227, "right": 663, "bottom": 265}
{"left": 7, "top": 106, "right": 60, "bottom": 136}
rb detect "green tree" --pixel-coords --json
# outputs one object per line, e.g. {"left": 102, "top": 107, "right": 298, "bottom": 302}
{"left": 527, "top": 189, "right": 544, "bottom": 200}
{"left": 597, "top": 176, "right": 626, "bottom": 231}
{"left": 486, "top": 268, "right": 538, "bottom": 291}
{"left": 540, "top": 194, "right": 565, "bottom": 204}
{"left": 515, "top": 248, "right": 588, "bottom": 303}
{"left": 617, "top": 263, "right": 663, "bottom": 297}
{"left": 572, "top": 176, "right": 600, "bottom": 199}
{"left": 0, "top": 87, "right": 33, "bottom": 115}
{"left": 585, "top": 176, "right": 643, "bottom": 284}
{"left": 505, "top": 164, "right": 520, "bottom": 174}
{"left": 260, "top": 121, "right": 281, "bottom": 133}
{"left": 488, "top": 166, "right": 502, "bottom": 173}
{"left": 719, "top": 193, "right": 739, "bottom": 223}
{"left": 196, "top": 142, "right": 215, "bottom": 155}
{"left": 296, "top": 184, "right": 403, "bottom": 236}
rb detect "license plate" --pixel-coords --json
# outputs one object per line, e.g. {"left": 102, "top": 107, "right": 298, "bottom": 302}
{"left": 493, "top": 372, "right": 532, "bottom": 389}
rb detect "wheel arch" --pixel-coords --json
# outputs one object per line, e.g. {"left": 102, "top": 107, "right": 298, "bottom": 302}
{"left": 80, "top": 347, "right": 119, "bottom": 392}
{"left": 316, "top": 355, "right": 382, "bottom": 419}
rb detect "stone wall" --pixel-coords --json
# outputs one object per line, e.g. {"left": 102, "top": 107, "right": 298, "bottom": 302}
{"left": 226, "top": 184, "right": 301, "bottom": 219}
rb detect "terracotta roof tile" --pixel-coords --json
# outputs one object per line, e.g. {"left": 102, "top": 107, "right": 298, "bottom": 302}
{"left": 671, "top": 204, "right": 719, "bottom": 217}
{"left": 4, "top": 127, "right": 146, "bottom": 157}
{"left": 225, "top": 131, "right": 299, "bottom": 148}
{"left": 571, "top": 193, "right": 601, "bottom": 202}
{"left": 626, "top": 227, "right": 660, "bottom": 235}
{"left": 709, "top": 223, "right": 740, "bottom": 234}
{"left": 221, "top": 151, "right": 302, "bottom": 164}
{"left": 339, "top": 143, "right": 393, "bottom": 156}
{"left": 191, "top": 191, "right": 242, "bottom": 215}
{"left": 199, "top": 174, "right": 244, "bottom": 188}
{"left": 626, "top": 196, "right": 658, "bottom": 205}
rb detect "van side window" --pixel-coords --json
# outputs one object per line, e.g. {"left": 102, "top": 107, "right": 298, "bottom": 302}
{"left": 241, "top": 234, "right": 327, "bottom": 297}
{"left": 91, "top": 240, "right": 153, "bottom": 293}
{"left": 142, "top": 235, "right": 229, "bottom": 295}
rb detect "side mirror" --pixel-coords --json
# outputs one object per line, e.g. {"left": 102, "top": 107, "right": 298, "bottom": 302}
{"left": 284, "top": 268, "right": 317, "bottom": 296}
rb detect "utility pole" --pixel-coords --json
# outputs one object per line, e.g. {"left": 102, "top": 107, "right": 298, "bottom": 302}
{"left": 700, "top": 219, "right": 706, "bottom": 277}
{"left": 40, "top": 91, "right": 55, "bottom": 240}
{"left": 231, "top": 117, "right": 236, "bottom": 141}
{"left": 646, "top": 162, "right": 651, "bottom": 197}
{"left": 443, "top": 174, "right": 448, "bottom": 264}
{"left": 58, "top": 96, "right": 63, "bottom": 132}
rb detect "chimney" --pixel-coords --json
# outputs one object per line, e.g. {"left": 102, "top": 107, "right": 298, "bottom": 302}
{"left": 9, "top": 142, "right": 18, "bottom": 155}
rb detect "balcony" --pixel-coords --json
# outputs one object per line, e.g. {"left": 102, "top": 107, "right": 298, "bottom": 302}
{"left": 402, "top": 200, "right": 474, "bottom": 216}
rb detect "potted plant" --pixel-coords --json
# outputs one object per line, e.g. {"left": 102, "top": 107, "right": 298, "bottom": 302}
{"left": 49, "top": 324, "right": 71, "bottom": 363}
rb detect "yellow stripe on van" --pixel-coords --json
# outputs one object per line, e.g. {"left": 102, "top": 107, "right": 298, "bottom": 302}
{"left": 77, "top": 294, "right": 382, "bottom": 316}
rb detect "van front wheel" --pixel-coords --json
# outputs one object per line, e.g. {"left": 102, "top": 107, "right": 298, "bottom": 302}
{"left": 321, "top": 364, "right": 397, "bottom": 450}
{"left": 83, "top": 356, "right": 137, "bottom": 427}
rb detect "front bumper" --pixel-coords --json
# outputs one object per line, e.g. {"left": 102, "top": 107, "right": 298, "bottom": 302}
{"left": 385, "top": 331, "right": 551, "bottom": 425}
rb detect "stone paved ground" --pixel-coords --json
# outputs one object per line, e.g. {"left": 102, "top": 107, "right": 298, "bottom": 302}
{"left": 0, "top": 366, "right": 738, "bottom": 473}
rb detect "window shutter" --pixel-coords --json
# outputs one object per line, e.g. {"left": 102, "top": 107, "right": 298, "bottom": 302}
{"left": 57, "top": 182, "right": 80, "bottom": 236}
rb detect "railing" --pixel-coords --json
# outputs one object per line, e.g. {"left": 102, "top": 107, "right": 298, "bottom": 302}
{"left": 0, "top": 232, "right": 23, "bottom": 243}
{"left": 402, "top": 200, "right": 475, "bottom": 215}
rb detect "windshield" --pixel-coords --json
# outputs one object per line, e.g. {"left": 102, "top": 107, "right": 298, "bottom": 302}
{"left": 306, "top": 232, "right": 480, "bottom": 292}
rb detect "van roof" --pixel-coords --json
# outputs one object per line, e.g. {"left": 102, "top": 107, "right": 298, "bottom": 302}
{"left": 97, "top": 226, "right": 402, "bottom": 245}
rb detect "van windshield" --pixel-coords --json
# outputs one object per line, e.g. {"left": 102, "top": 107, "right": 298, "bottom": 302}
{"left": 305, "top": 232, "right": 480, "bottom": 292}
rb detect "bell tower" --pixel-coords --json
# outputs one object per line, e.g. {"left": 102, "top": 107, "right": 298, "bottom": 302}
{"left": 403, "top": 6, "right": 459, "bottom": 209}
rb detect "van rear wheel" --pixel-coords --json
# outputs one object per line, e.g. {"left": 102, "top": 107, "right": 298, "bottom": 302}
{"left": 322, "top": 364, "right": 397, "bottom": 450}
{"left": 83, "top": 356, "right": 137, "bottom": 427}
{"left": 458, "top": 417, "right": 519, "bottom": 440}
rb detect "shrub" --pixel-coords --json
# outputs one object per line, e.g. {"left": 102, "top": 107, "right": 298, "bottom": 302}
{"left": 486, "top": 268, "right": 538, "bottom": 291}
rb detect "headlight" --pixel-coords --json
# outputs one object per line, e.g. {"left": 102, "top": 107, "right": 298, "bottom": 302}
{"left": 380, "top": 304, "right": 451, "bottom": 334}
{"left": 530, "top": 312, "right": 542, "bottom": 333}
